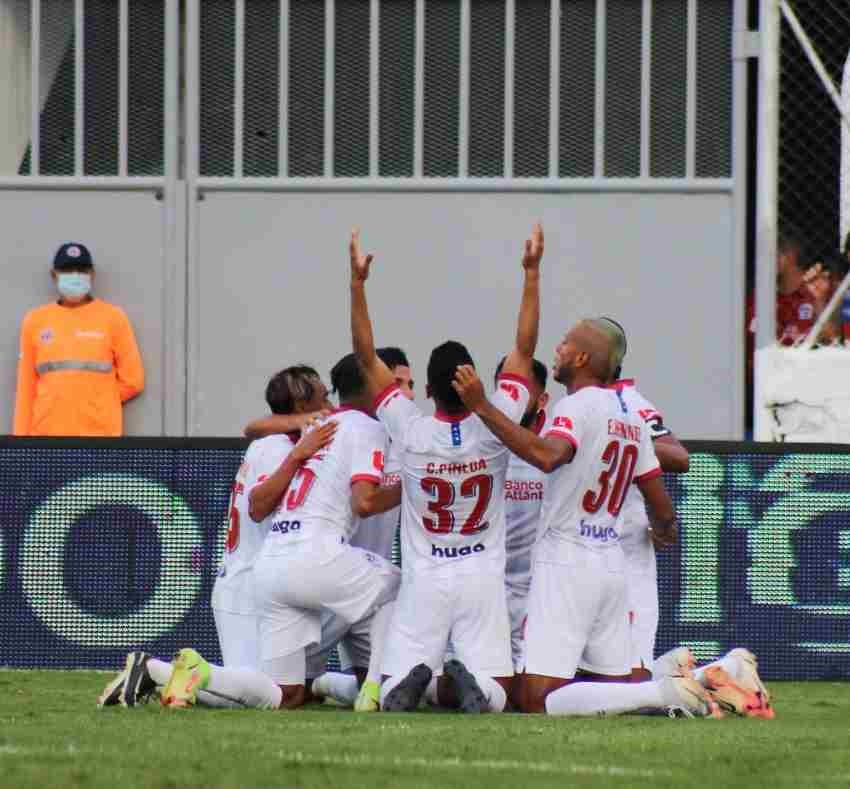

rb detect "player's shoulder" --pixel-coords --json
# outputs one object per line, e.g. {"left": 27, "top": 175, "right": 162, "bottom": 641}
{"left": 246, "top": 432, "right": 295, "bottom": 460}
{"left": 613, "top": 379, "right": 655, "bottom": 410}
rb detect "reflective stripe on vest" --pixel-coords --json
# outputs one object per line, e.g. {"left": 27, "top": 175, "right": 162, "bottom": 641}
{"left": 35, "top": 360, "right": 113, "bottom": 375}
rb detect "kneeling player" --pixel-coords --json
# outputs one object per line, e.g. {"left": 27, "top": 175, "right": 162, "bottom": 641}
{"left": 453, "top": 320, "right": 717, "bottom": 717}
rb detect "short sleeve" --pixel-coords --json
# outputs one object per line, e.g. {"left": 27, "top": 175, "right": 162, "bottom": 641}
{"left": 634, "top": 422, "right": 662, "bottom": 483}
{"left": 543, "top": 394, "right": 583, "bottom": 451}
{"left": 491, "top": 373, "right": 531, "bottom": 423}
{"left": 374, "top": 384, "right": 421, "bottom": 446}
{"left": 630, "top": 391, "right": 672, "bottom": 440}
{"left": 350, "top": 420, "right": 389, "bottom": 487}
{"left": 245, "top": 437, "right": 294, "bottom": 495}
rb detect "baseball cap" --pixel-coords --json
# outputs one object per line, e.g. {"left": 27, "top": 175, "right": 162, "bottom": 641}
{"left": 53, "top": 242, "right": 93, "bottom": 270}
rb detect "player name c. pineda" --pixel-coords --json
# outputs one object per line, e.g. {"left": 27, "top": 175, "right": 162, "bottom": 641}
{"left": 426, "top": 458, "right": 488, "bottom": 475}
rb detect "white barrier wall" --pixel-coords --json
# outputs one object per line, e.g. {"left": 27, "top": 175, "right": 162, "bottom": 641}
{"left": 191, "top": 189, "right": 737, "bottom": 438}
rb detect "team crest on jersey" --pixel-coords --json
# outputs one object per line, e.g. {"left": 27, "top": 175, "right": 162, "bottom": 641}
{"left": 799, "top": 304, "right": 814, "bottom": 320}
{"left": 500, "top": 382, "right": 520, "bottom": 401}
{"left": 372, "top": 450, "right": 385, "bottom": 471}
{"left": 39, "top": 328, "right": 54, "bottom": 343}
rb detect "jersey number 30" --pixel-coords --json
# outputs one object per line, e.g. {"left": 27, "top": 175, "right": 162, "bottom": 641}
{"left": 421, "top": 474, "right": 493, "bottom": 535}
{"left": 582, "top": 440, "right": 638, "bottom": 517}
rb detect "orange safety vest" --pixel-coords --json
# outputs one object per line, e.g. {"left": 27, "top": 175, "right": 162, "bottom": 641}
{"left": 13, "top": 299, "right": 145, "bottom": 436}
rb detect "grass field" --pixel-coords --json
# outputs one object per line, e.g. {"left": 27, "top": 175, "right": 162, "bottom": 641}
{"left": 0, "top": 672, "right": 848, "bottom": 789}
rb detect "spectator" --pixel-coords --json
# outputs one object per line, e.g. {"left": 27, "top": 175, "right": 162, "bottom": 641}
{"left": 803, "top": 255, "right": 849, "bottom": 346}
{"left": 13, "top": 243, "right": 145, "bottom": 436}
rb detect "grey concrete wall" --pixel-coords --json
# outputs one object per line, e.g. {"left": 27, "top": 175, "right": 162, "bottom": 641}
{"left": 192, "top": 190, "right": 739, "bottom": 439}
{"left": 0, "top": 188, "right": 169, "bottom": 435}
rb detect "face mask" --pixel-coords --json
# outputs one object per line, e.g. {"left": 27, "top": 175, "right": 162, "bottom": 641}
{"left": 57, "top": 272, "right": 92, "bottom": 300}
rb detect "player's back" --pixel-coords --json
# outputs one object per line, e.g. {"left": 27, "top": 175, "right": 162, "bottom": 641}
{"left": 263, "top": 408, "right": 387, "bottom": 550}
{"left": 612, "top": 380, "right": 671, "bottom": 573}
{"left": 538, "top": 386, "right": 660, "bottom": 561}
{"left": 212, "top": 434, "right": 293, "bottom": 614}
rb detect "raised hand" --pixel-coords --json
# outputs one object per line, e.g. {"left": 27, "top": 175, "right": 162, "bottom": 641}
{"left": 350, "top": 228, "right": 374, "bottom": 282}
{"left": 521, "top": 223, "right": 544, "bottom": 272}
{"left": 451, "top": 364, "right": 487, "bottom": 412}
{"left": 291, "top": 420, "right": 337, "bottom": 463}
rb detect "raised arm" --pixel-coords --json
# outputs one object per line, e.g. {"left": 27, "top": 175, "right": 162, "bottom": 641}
{"left": 500, "top": 223, "right": 544, "bottom": 381}
{"left": 453, "top": 365, "right": 573, "bottom": 473}
{"left": 349, "top": 229, "right": 394, "bottom": 397}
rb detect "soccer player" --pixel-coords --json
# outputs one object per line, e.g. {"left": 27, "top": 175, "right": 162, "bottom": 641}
{"left": 97, "top": 366, "right": 336, "bottom": 708}
{"left": 349, "top": 224, "right": 543, "bottom": 713}
{"left": 497, "top": 356, "right": 549, "bottom": 675}
{"left": 248, "top": 353, "right": 403, "bottom": 709}
{"left": 451, "top": 320, "right": 717, "bottom": 717}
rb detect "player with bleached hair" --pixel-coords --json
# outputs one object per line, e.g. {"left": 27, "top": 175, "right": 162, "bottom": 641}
{"left": 452, "top": 318, "right": 719, "bottom": 717}
{"left": 350, "top": 224, "right": 543, "bottom": 713}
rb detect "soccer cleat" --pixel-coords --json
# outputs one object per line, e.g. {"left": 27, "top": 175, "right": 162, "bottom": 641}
{"left": 659, "top": 674, "right": 723, "bottom": 718}
{"left": 97, "top": 661, "right": 130, "bottom": 708}
{"left": 652, "top": 646, "right": 696, "bottom": 679}
{"left": 701, "top": 666, "right": 770, "bottom": 719}
{"left": 727, "top": 648, "right": 775, "bottom": 719}
{"left": 353, "top": 680, "right": 380, "bottom": 713}
{"left": 160, "top": 648, "right": 210, "bottom": 709}
{"left": 119, "top": 651, "right": 157, "bottom": 708}
{"left": 382, "top": 664, "right": 432, "bottom": 712}
{"left": 443, "top": 659, "right": 488, "bottom": 714}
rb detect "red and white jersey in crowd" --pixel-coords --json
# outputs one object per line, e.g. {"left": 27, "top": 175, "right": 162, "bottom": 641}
{"left": 504, "top": 417, "right": 546, "bottom": 594}
{"left": 212, "top": 433, "right": 296, "bottom": 614}
{"left": 349, "top": 441, "right": 402, "bottom": 561}
{"left": 537, "top": 385, "right": 660, "bottom": 559}
{"left": 610, "top": 380, "right": 672, "bottom": 576}
{"left": 261, "top": 408, "right": 389, "bottom": 552}
{"left": 374, "top": 374, "right": 530, "bottom": 574}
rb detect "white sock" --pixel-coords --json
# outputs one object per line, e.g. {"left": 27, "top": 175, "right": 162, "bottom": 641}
{"left": 424, "top": 677, "right": 440, "bottom": 705}
{"left": 196, "top": 689, "right": 241, "bottom": 709}
{"left": 366, "top": 602, "right": 395, "bottom": 685}
{"left": 545, "top": 681, "right": 664, "bottom": 716}
{"left": 312, "top": 672, "right": 359, "bottom": 705}
{"left": 204, "top": 665, "right": 283, "bottom": 710}
{"left": 147, "top": 658, "right": 172, "bottom": 686}
{"left": 693, "top": 654, "right": 741, "bottom": 687}
{"left": 473, "top": 674, "right": 507, "bottom": 713}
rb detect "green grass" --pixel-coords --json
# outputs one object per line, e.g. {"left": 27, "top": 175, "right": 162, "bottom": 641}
{"left": 0, "top": 672, "right": 848, "bottom": 789}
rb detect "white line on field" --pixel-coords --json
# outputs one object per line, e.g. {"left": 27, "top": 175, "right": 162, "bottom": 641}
{"left": 279, "top": 752, "right": 673, "bottom": 779}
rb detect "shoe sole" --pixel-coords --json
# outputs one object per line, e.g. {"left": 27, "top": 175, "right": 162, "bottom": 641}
{"left": 703, "top": 667, "right": 763, "bottom": 717}
{"left": 97, "top": 667, "right": 128, "bottom": 708}
{"left": 444, "top": 660, "right": 487, "bottom": 714}
{"left": 120, "top": 651, "right": 153, "bottom": 708}
{"left": 728, "top": 649, "right": 775, "bottom": 718}
{"left": 383, "top": 665, "right": 432, "bottom": 712}
{"left": 161, "top": 649, "right": 205, "bottom": 709}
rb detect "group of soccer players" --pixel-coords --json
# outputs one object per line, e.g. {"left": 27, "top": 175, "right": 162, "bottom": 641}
{"left": 98, "top": 224, "right": 773, "bottom": 719}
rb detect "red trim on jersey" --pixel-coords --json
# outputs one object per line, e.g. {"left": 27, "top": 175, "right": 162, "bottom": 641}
{"left": 497, "top": 372, "right": 531, "bottom": 389}
{"left": 434, "top": 409, "right": 472, "bottom": 423}
{"left": 545, "top": 429, "right": 578, "bottom": 450}
{"left": 373, "top": 383, "right": 400, "bottom": 411}
{"left": 351, "top": 473, "right": 381, "bottom": 486}
{"left": 607, "top": 378, "right": 636, "bottom": 391}
{"left": 634, "top": 467, "right": 662, "bottom": 483}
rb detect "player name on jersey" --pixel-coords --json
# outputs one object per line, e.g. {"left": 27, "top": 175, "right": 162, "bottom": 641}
{"left": 425, "top": 458, "right": 488, "bottom": 475}
{"left": 608, "top": 419, "right": 641, "bottom": 442}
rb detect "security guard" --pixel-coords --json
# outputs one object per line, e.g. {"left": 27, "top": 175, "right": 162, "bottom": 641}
{"left": 13, "top": 242, "right": 145, "bottom": 436}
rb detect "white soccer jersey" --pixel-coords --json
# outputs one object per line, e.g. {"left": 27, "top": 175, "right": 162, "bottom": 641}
{"left": 504, "top": 451, "right": 546, "bottom": 593}
{"left": 261, "top": 407, "right": 389, "bottom": 551}
{"left": 613, "top": 380, "right": 673, "bottom": 575}
{"left": 538, "top": 385, "right": 661, "bottom": 557}
{"left": 374, "top": 374, "right": 530, "bottom": 574}
{"left": 211, "top": 433, "right": 296, "bottom": 615}
{"left": 349, "top": 441, "right": 401, "bottom": 561}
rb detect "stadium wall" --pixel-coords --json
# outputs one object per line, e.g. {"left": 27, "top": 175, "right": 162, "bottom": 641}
{"left": 0, "top": 437, "right": 847, "bottom": 680}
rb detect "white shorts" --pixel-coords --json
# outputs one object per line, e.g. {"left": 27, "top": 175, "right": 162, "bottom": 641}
{"left": 627, "top": 570, "right": 659, "bottom": 670}
{"left": 254, "top": 538, "right": 400, "bottom": 676}
{"left": 506, "top": 581, "right": 530, "bottom": 673}
{"left": 523, "top": 556, "right": 630, "bottom": 678}
{"left": 212, "top": 608, "right": 261, "bottom": 669}
{"left": 382, "top": 569, "right": 512, "bottom": 679}
{"left": 305, "top": 610, "right": 371, "bottom": 678}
